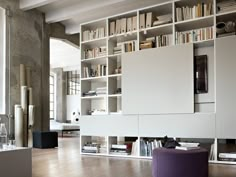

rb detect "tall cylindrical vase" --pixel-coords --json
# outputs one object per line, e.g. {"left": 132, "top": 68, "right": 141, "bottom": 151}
{"left": 14, "top": 105, "right": 23, "bottom": 147}
{"left": 21, "top": 86, "right": 28, "bottom": 147}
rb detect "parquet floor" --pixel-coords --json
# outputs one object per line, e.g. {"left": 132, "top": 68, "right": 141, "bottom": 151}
{"left": 32, "top": 137, "right": 236, "bottom": 177}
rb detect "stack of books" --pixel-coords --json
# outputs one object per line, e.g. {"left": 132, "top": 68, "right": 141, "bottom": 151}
{"left": 140, "top": 40, "right": 154, "bottom": 50}
{"left": 84, "top": 46, "right": 106, "bottom": 59}
{"left": 175, "top": 26, "right": 213, "bottom": 44}
{"left": 219, "top": 152, "right": 236, "bottom": 161}
{"left": 83, "top": 90, "right": 96, "bottom": 97}
{"left": 83, "top": 87, "right": 107, "bottom": 97}
{"left": 90, "top": 109, "right": 107, "bottom": 115}
{"left": 113, "top": 40, "right": 137, "bottom": 54}
{"left": 110, "top": 143, "right": 132, "bottom": 155}
{"left": 175, "top": 142, "right": 200, "bottom": 151}
{"left": 140, "top": 138, "right": 162, "bottom": 157}
{"left": 82, "top": 142, "right": 100, "bottom": 153}
{"left": 217, "top": 0, "right": 236, "bottom": 13}
{"left": 83, "top": 27, "right": 105, "bottom": 41}
{"left": 96, "top": 87, "right": 107, "bottom": 96}
{"left": 153, "top": 14, "right": 172, "bottom": 27}
{"left": 176, "top": 2, "right": 213, "bottom": 22}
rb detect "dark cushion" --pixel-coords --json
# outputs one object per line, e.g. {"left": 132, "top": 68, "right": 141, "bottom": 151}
{"left": 152, "top": 147, "right": 208, "bottom": 177}
{"left": 33, "top": 131, "right": 58, "bottom": 148}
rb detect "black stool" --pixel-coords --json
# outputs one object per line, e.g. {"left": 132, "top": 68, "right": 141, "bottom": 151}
{"left": 33, "top": 131, "right": 58, "bottom": 148}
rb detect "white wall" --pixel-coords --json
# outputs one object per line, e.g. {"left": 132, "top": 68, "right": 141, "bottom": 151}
{"left": 0, "top": 8, "right": 6, "bottom": 114}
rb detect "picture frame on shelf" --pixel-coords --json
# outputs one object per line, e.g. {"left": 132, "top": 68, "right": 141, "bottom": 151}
{"left": 194, "top": 55, "right": 208, "bottom": 94}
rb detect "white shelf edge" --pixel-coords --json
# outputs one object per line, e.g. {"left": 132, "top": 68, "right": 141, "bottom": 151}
{"left": 175, "top": 38, "right": 214, "bottom": 46}
{"left": 81, "top": 37, "right": 107, "bottom": 44}
{"left": 139, "top": 23, "right": 173, "bottom": 33}
{"left": 81, "top": 55, "right": 107, "bottom": 61}
{"left": 81, "top": 76, "right": 107, "bottom": 81}
{"left": 174, "top": 15, "right": 214, "bottom": 25}
{"left": 81, "top": 95, "right": 107, "bottom": 100}
{"left": 108, "top": 94, "right": 122, "bottom": 97}
{"left": 216, "top": 10, "right": 236, "bottom": 17}
{"left": 108, "top": 31, "right": 137, "bottom": 39}
{"left": 108, "top": 74, "right": 122, "bottom": 77}
{"left": 108, "top": 53, "right": 122, "bottom": 58}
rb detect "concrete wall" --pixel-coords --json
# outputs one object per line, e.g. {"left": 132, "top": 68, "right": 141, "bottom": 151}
{"left": 0, "top": 0, "right": 50, "bottom": 131}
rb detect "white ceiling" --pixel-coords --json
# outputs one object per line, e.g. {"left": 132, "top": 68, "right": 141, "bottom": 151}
{"left": 20, "top": 0, "right": 169, "bottom": 34}
{"left": 50, "top": 38, "right": 80, "bottom": 69}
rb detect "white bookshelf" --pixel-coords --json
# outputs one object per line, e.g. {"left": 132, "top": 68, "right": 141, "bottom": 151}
{"left": 79, "top": 0, "right": 236, "bottom": 163}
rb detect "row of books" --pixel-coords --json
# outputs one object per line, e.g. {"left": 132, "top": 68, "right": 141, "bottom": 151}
{"left": 113, "top": 40, "right": 138, "bottom": 54}
{"left": 83, "top": 65, "right": 106, "bottom": 78}
{"left": 140, "top": 34, "right": 173, "bottom": 50}
{"left": 140, "top": 13, "right": 172, "bottom": 29}
{"left": 83, "top": 87, "right": 107, "bottom": 97}
{"left": 83, "top": 46, "right": 106, "bottom": 59}
{"left": 176, "top": 2, "right": 213, "bottom": 22}
{"left": 217, "top": 0, "right": 236, "bottom": 13}
{"left": 83, "top": 27, "right": 105, "bottom": 41}
{"left": 140, "top": 139, "right": 162, "bottom": 157}
{"left": 109, "top": 16, "right": 137, "bottom": 36}
{"left": 175, "top": 26, "right": 213, "bottom": 44}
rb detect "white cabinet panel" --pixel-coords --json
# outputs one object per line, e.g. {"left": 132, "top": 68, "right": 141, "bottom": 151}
{"left": 80, "top": 115, "right": 138, "bottom": 136}
{"left": 122, "top": 44, "right": 194, "bottom": 114}
{"left": 139, "top": 114, "right": 216, "bottom": 138}
{"left": 216, "top": 36, "right": 236, "bottom": 139}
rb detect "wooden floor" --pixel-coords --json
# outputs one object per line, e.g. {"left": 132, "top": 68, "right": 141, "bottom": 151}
{"left": 32, "top": 137, "right": 236, "bottom": 177}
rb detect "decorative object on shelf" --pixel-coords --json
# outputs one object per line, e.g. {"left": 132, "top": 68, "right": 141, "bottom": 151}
{"left": 194, "top": 55, "right": 208, "bottom": 94}
{"left": 14, "top": 64, "right": 35, "bottom": 148}
{"left": 114, "top": 66, "right": 121, "bottom": 74}
{"left": 115, "top": 88, "right": 121, "bottom": 94}
{"left": 71, "top": 109, "right": 80, "bottom": 124}
{"left": 225, "top": 21, "right": 236, "bottom": 33}
{"left": 217, "top": 0, "right": 236, "bottom": 14}
{"left": 216, "top": 22, "right": 226, "bottom": 34}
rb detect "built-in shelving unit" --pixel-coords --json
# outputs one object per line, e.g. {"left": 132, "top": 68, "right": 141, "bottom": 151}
{"left": 79, "top": 0, "right": 236, "bottom": 164}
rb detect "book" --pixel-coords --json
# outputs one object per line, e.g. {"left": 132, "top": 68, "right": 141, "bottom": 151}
{"left": 175, "top": 146, "right": 200, "bottom": 151}
{"left": 132, "top": 16, "right": 137, "bottom": 31}
{"left": 139, "top": 13, "right": 145, "bottom": 29}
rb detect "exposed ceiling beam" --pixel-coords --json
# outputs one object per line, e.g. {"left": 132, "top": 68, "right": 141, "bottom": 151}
{"left": 45, "top": 0, "right": 127, "bottom": 23}
{"left": 20, "top": 0, "right": 59, "bottom": 11}
{"left": 64, "top": 0, "right": 164, "bottom": 34}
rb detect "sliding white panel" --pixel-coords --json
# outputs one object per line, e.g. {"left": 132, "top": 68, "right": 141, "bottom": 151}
{"left": 122, "top": 44, "right": 194, "bottom": 114}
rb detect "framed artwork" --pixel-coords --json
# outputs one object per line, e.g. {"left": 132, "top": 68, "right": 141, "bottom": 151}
{"left": 194, "top": 55, "right": 208, "bottom": 94}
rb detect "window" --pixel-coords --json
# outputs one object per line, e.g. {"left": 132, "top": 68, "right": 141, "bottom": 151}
{"left": 0, "top": 8, "right": 6, "bottom": 114}
{"left": 50, "top": 74, "right": 55, "bottom": 119}
{"left": 66, "top": 70, "right": 80, "bottom": 95}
